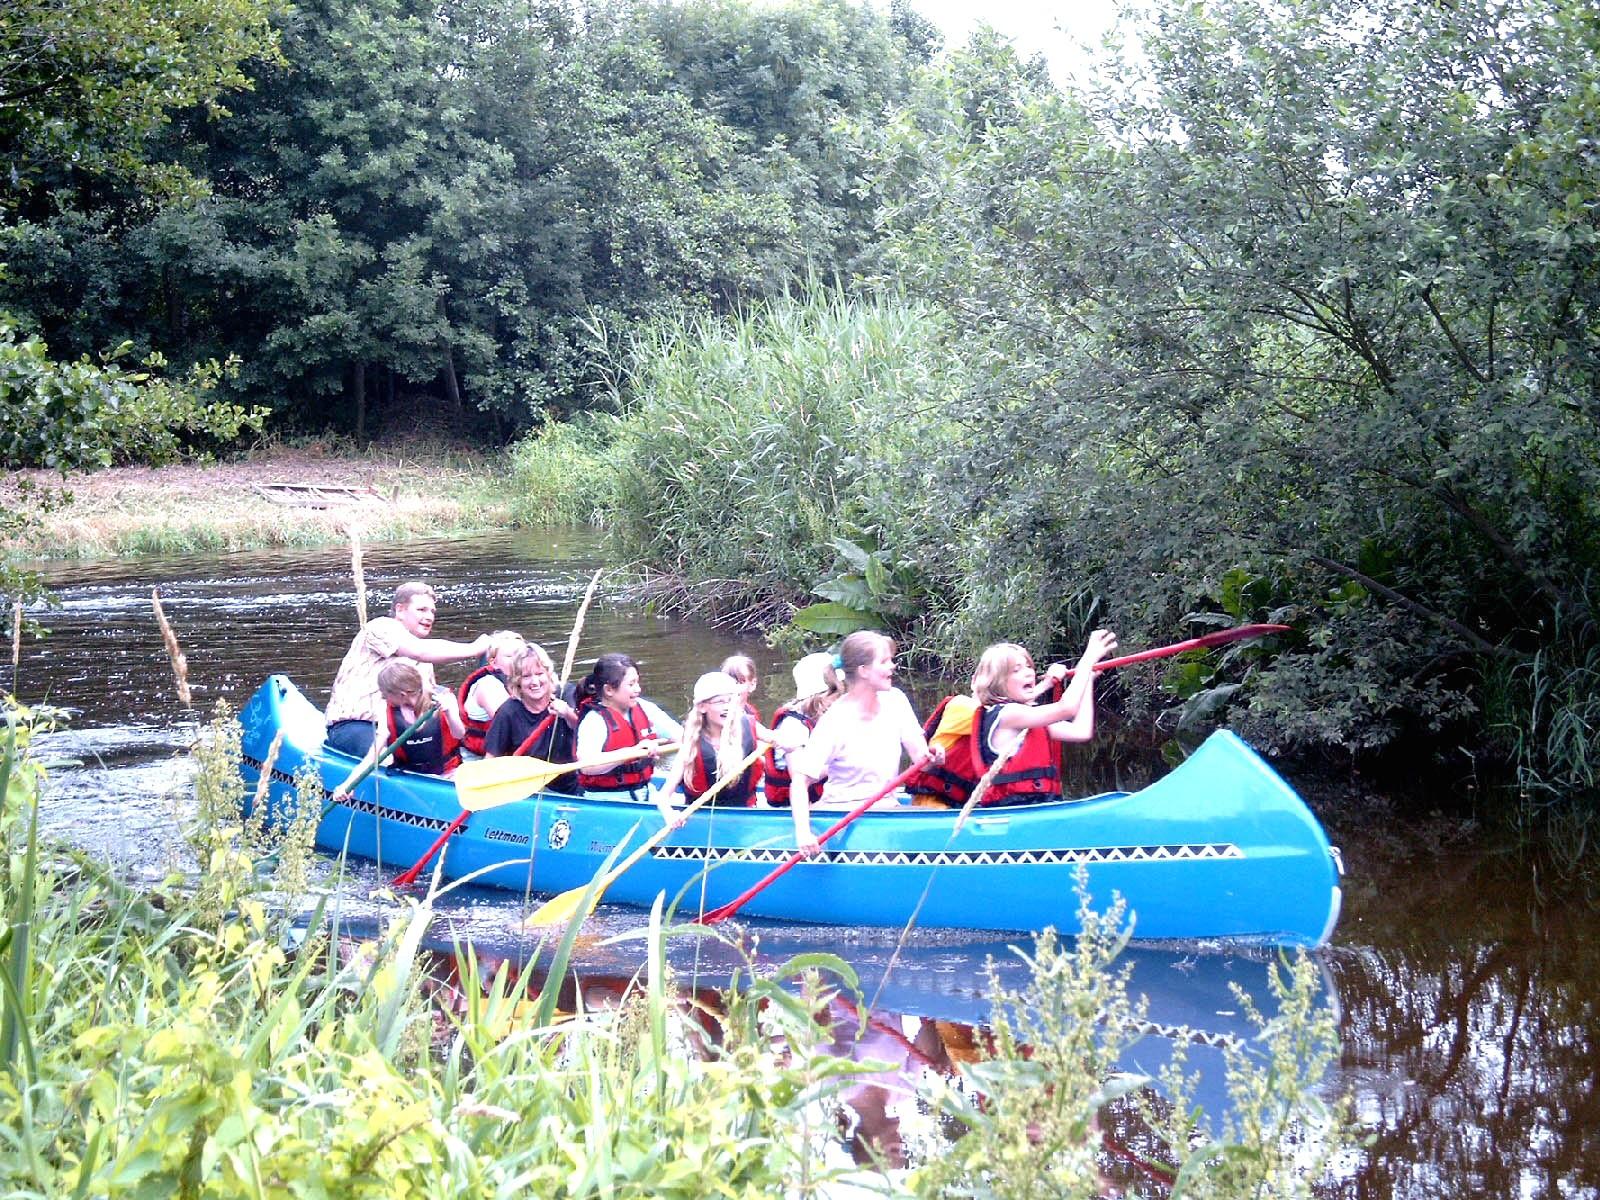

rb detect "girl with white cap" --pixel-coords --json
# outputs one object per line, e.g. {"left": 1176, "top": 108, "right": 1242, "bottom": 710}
{"left": 762, "top": 652, "right": 842, "bottom": 809}
{"left": 654, "top": 670, "right": 805, "bottom": 828}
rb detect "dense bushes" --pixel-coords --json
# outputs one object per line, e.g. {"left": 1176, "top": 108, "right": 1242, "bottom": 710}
{"left": 586, "top": 288, "right": 968, "bottom": 631}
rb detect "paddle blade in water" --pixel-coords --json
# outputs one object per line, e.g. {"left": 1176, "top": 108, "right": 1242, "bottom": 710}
{"left": 523, "top": 886, "right": 591, "bottom": 930}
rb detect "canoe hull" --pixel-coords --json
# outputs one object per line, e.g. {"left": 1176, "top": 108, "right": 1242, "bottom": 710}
{"left": 239, "top": 676, "right": 1342, "bottom": 945}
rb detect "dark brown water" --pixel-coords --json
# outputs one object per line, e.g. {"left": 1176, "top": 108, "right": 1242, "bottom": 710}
{"left": 10, "top": 530, "right": 1600, "bottom": 1197}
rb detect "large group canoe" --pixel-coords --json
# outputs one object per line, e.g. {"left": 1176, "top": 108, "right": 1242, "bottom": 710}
{"left": 238, "top": 676, "right": 1344, "bottom": 946}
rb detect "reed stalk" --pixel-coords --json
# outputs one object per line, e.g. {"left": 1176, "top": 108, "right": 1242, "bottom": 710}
{"left": 349, "top": 524, "right": 368, "bottom": 628}
{"left": 150, "top": 586, "right": 192, "bottom": 707}
{"left": 8, "top": 599, "right": 18, "bottom": 690}
{"left": 559, "top": 568, "right": 603, "bottom": 688}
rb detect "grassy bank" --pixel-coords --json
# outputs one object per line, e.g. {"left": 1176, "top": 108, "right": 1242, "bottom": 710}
{"left": 2, "top": 440, "right": 519, "bottom": 560}
{"left": 0, "top": 702, "right": 1358, "bottom": 1196}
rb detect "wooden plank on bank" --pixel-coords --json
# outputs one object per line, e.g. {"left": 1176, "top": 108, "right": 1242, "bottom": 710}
{"left": 253, "top": 482, "right": 390, "bottom": 509}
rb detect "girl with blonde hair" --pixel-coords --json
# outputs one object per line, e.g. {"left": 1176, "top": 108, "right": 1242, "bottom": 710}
{"left": 655, "top": 672, "right": 807, "bottom": 827}
{"left": 457, "top": 630, "right": 527, "bottom": 758}
{"left": 958, "top": 631, "right": 1118, "bottom": 807}
{"left": 482, "top": 643, "right": 582, "bottom": 790}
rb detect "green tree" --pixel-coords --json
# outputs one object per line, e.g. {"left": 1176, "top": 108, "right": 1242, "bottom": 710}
{"left": 0, "top": 0, "right": 280, "bottom": 191}
{"left": 877, "top": 0, "right": 1600, "bottom": 798}
{"left": 2, "top": 0, "right": 924, "bottom": 436}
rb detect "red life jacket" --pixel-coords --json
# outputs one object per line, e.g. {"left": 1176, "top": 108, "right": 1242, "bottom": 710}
{"left": 684, "top": 716, "right": 759, "bottom": 807}
{"left": 456, "top": 665, "right": 507, "bottom": 757}
{"left": 763, "top": 706, "right": 823, "bottom": 808}
{"left": 904, "top": 695, "right": 984, "bottom": 806}
{"left": 386, "top": 704, "right": 462, "bottom": 776}
{"left": 975, "top": 705, "right": 1061, "bottom": 804}
{"left": 904, "top": 698, "right": 1063, "bottom": 806}
{"left": 578, "top": 702, "right": 657, "bottom": 791}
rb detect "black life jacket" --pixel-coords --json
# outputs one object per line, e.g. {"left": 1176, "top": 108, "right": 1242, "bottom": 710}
{"left": 385, "top": 704, "right": 461, "bottom": 776}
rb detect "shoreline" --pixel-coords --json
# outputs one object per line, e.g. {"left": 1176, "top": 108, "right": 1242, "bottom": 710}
{"left": 2, "top": 443, "right": 518, "bottom": 560}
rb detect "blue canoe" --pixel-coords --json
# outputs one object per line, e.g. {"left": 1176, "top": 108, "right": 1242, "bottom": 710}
{"left": 238, "top": 676, "right": 1344, "bottom": 946}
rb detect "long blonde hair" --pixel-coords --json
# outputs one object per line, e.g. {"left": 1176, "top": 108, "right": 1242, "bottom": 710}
{"left": 678, "top": 697, "right": 747, "bottom": 785}
{"left": 970, "top": 643, "right": 1032, "bottom": 707}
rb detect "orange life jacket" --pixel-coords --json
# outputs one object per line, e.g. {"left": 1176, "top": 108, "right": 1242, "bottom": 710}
{"left": 904, "top": 695, "right": 984, "bottom": 806}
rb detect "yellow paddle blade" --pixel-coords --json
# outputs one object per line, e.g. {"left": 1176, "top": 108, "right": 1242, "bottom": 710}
{"left": 454, "top": 741, "right": 681, "bottom": 812}
{"left": 523, "top": 885, "right": 590, "bottom": 930}
{"left": 454, "top": 754, "right": 574, "bottom": 810}
{"left": 931, "top": 695, "right": 977, "bottom": 751}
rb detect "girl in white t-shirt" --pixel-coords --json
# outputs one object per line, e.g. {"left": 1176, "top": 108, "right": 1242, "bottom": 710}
{"left": 787, "top": 631, "right": 942, "bottom": 854}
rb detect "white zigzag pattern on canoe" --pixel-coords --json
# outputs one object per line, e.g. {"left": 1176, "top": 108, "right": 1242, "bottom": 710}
{"left": 651, "top": 843, "right": 1244, "bottom": 866}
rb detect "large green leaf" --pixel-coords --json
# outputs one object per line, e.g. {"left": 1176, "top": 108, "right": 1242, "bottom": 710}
{"left": 789, "top": 601, "right": 880, "bottom": 636}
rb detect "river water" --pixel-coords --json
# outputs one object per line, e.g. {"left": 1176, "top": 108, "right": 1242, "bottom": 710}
{"left": 9, "top": 530, "right": 1599, "bottom": 1197}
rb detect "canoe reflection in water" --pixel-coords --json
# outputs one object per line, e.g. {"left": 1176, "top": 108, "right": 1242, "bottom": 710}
{"left": 329, "top": 915, "right": 1340, "bottom": 1179}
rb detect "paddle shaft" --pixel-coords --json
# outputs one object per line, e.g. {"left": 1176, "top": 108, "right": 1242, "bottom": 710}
{"left": 321, "top": 702, "right": 437, "bottom": 819}
{"left": 524, "top": 743, "right": 768, "bottom": 927}
{"left": 392, "top": 710, "right": 563, "bottom": 887}
{"left": 1063, "top": 624, "right": 1289, "bottom": 678}
{"left": 512, "top": 711, "right": 560, "bottom": 758}
{"left": 700, "top": 755, "right": 930, "bottom": 926}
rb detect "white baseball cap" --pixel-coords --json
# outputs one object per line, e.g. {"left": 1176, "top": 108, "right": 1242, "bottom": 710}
{"left": 692, "top": 671, "right": 739, "bottom": 705}
{"left": 790, "top": 652, "right": 835, "bottom": 700}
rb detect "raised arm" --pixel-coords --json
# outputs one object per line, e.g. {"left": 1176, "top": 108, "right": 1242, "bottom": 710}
{"left": 393, "top": 630, "right": 492, "bottom": 665}
{"left": 995, "top": 630, "right": 1118, "bottom": 735}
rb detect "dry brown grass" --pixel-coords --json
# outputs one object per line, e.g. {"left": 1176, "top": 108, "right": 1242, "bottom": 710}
{"left": 2, "top": 441, "right": 515, "bottom": 558}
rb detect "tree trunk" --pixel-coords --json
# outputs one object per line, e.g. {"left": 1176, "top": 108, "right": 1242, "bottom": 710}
{"left": 442, "top": 345, "right": 462, "bottom": 414}
{"left": 353, "top": 361, "right": 367, "bottom": 445}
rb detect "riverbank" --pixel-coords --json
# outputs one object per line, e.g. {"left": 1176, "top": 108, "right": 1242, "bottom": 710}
{"left": 2, "top": 440, "right": 518, "bottom": 559}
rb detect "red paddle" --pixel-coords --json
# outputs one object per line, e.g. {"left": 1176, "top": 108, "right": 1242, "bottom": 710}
{"left": 1068, "top": 623, "right": 1289, "bottom": 676}
{"left": 699, "top": 755, "right": 931, "bottom": 925}
{"left": 390, "top": 710, "right": 559, "bottom": 889}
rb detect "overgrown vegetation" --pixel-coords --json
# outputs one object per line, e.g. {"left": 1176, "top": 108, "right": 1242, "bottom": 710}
{"left": 582, "top": 287, "right": 967, "bottom": 630}
{"left": 8, "top": 0, "right": 1598, "bottom": 821}
{"left": 0, "top": 703, "right": 1355, "bottom": 1194}
{"left": 511, "top": 0, "right": 1600, "bottom": 827}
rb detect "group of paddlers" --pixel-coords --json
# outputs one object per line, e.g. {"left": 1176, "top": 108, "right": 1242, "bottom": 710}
{"left": 321, "top": 580, "right": 1117, "bottom": 849}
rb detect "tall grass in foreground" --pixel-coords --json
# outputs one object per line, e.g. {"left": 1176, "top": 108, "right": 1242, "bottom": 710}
{"left": 0, "top": 702, "right": 1361, "bottom": 1196}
